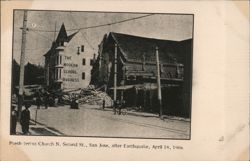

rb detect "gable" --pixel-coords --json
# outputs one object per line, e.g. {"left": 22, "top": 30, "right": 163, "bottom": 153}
{"left": 108, "top": 32, "right": 192, "bottom": 64}
{"left": 55, "top": 23, "right": 68, "bottom": 44}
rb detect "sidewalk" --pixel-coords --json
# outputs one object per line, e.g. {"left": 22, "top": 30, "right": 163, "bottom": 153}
{"left": 16, "top": 104, "right": 190, "bottom": 138}
{"left": 16, "top": 114, "right": 64, "bottom": 136}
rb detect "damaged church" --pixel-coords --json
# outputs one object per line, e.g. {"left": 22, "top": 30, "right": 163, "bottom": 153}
{"left": 91, "top": 32, "right": 192, "bottom": 118}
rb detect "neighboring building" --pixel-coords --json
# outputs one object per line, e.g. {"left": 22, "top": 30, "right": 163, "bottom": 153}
{"left": 44, "top": 23, "right": 95, "bottom": 90}
{"left": 12, "top": 60, "right": 44, "bottom": 87}
{"left": 91, "top": 32, "right": 192, "bottom": 117}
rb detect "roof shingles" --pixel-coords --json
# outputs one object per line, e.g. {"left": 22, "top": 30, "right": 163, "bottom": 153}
{"left": 110, "top": 32, "right": 189, "bottom": 64}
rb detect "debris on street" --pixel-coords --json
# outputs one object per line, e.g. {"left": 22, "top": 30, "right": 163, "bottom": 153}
{"left": 60, "top": 85, "right": 112, "bottom": 107}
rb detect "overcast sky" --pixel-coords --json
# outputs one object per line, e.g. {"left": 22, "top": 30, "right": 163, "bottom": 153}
{"left": 13, "top": 10, "right": 193, "bottom": 65}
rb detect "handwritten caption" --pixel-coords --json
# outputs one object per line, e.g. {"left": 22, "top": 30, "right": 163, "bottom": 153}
{"left": 9, "top": 141, "right": 183, "bottom": 150}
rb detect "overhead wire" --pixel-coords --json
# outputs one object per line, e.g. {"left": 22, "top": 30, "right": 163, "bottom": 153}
{"left": 30, "top": 30, "right": 54, "bottom": 42}
{"left": 17, "top": 13, "right": 155, "bottom": 65}
{"left": 68, "top": 12, "right": 96, "bottom": 52}
{"left": 13, "top": 47, "right": 49, "bottom": 51}
{"left": 28, "top": 14, "right": 155, "bottom": 33}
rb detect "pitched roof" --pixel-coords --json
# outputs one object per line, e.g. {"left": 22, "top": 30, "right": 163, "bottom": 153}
{"left": 55, "top": 23, "right": 79, "bottom": 43}
{"left": 67, "top": 31, "right": 79, "bottom": 42}
{"left": 109, "top": 32, "right": 192, "bottom": 64}
{"left": 44, "top": 23, "right": 78, "bottom": 57}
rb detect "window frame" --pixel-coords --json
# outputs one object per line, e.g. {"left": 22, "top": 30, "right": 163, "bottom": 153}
{"left": 82, "top": 72, "right": 85, "bottom": 80}
{"left": 82, "top": 58, "right": 86, "bottom": 65}
{"left": 81, "top": 45, "right": 84, "bottom": 52}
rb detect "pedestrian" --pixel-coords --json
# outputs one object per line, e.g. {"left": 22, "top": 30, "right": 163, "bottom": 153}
{"left": 113, "top": 100, "right": 117, "bottom": 114}
{"left": 121, "top": 100, "right": 126, "bottom": 115}
{"left": 44, "top": 90, "right": 49, "bottom": 109}
{"left": 102, "top": 98, "right": 105, "bottom": 110}
{"left": 114, "top": 100, "right": 121, "bottom": 115}
{"left": 118, "top": 100, "right": 122, "bottom": 115}
{"left": 35, "top": 90, "right": 41, "bottom": 109}
{"left": 20, "top": 103, "right": 31, "bottom": 135}
{"left": 10, "top": 105, "right": 18, "bottom": 134}
{"left": 70, "top": 95, "right": 79, "bottom": 109}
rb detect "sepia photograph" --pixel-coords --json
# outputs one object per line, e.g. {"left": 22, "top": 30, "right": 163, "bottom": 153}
{"left": 11, "top": 10, "right": 193, "bottom": 139}
{"left": 2, "top": 1, "right": 249, "bottom": 161}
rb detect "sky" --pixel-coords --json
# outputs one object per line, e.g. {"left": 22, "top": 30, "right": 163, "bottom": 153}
{"left": 13, "top": 10, "right": 193, "bottom": 66}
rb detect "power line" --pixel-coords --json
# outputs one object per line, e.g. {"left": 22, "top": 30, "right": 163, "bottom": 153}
{"left": 81, "top": 32, "right": 96, "bottom": 52}
{"left": 14, "top": 47, "right": 49, "bottom": 51}
{"left": 31, "top": 31, "right": 54, "bottom": 42}
{"left": 28, "top": 14, "right": 155, "bottom": 33}
{"left": 68, "top": 13, "right": 96, "bottom": 52}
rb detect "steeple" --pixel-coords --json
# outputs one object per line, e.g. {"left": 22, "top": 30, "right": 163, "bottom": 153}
{"left": 55, "top": 23, "right": 68, "bottom": 44}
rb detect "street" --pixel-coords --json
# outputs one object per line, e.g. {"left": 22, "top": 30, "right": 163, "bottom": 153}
{"left": 17, "top": 104, "right": 190, "bottom": 139}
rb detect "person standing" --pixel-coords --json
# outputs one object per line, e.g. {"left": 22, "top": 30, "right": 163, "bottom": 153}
{"left": 102, "top": 98, "right": 105, "bottom": 110}
{"left": 44, "top": 90, "right": 49, "bottom": 109}
{"left": 10, "top": 105, "right": 18, "bottom": 134}
{"left": 118, "top": 100, "right": 122, "bottom": 115}
{"left": 35, "top": 90, "right": 41, "bottom": 109}
{"left": 20, "top": 103, "right": 31, "bottom": 135}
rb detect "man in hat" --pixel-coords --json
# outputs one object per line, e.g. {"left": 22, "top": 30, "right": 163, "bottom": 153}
{"left": 44, "top": 90, "right": 50, "bottom": 109}
{"left": 10, "top": 105, "right": 18, "bottom": 134}
{"left": 35, "top": 89, "right": 41, "bottom": 109}
{"left": 20, "top": 103, "right": 31, "bottom": 135}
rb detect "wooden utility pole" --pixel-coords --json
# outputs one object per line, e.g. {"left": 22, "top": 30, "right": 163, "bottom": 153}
{"left": 113, "top": 44, "right": 118, "bottom": 112}
{"left": 46, "top": 63, "right": 50, "bottom": 87}
{"left": 120, "top": 66, "right": 125, "bottom": 103}
{"left": 17, "top": 10, "right": 28, "bottom": 120}
{"left": 155, "top": 46, "right": 163, "bottom": 118}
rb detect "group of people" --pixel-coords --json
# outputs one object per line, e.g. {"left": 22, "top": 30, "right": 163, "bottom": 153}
{"left": 35, "top": 89, "right": 50, "bottom": 109}
{"left": 113, "top": 100, "right": 126, "bottom": 115}
{"left": 11, "top": 103, "right": 31, "bottom": 135}
{"left": 10, "top": 89, "right": 51, "bottom": 135}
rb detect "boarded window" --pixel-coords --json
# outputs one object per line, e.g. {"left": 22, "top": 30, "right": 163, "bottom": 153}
{"left": 82, "top": 58, "right": 86, "bottom": 65}
{"left": 82, "top": 72, "right": 85, "bottom": 80}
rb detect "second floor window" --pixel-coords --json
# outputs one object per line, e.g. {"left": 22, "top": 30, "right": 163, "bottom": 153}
{"left": 82, "top": 72, "right": 85, "bottom": 80}
{"left": 77, "top": 47, "right": 80, "bottom": 55}
{"left": 81, "top": 45, "right": 84, "bottom": 52}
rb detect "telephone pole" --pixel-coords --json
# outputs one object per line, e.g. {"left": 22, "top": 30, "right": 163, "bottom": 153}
{"left": 155, "top": 46, "right": 163, "bottom": 118}
{"left": 113, "top": 44, "right": 118, "bottom": 113}
{"left": 17, "top": 10, "right": 28, "bottom": 120}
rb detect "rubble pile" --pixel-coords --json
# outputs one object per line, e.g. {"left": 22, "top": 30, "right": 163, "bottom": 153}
{"left": 78, "top": 88, "right": 112, "bottom": 107}
{"left": 61, "top": 86, "right": 113, "bottom": 107}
